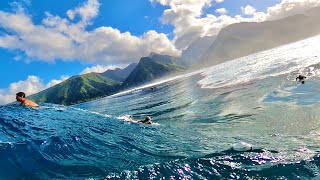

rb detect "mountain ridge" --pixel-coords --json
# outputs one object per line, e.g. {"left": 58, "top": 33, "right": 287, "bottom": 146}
{"left": 122, "top": 53, "right": 187, "bottom": 88}
{"left": 29, "top": 64, "right": 137, "bottom": 105}
{"left": 29, "top": 54, "right": 186, "bottom": 105}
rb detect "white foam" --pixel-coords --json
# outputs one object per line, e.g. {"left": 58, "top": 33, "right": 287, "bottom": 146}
{"left": 117, "top": 115, "right": 133, "bottom": 122}
{"left": 117, "top": 115, "right": 160, "bottom": 125}
{"left": 74, "top": 108, "right": 112, "bottom": 118}
{"left": 232, "top": 142, "right": 253, "bottom": 151}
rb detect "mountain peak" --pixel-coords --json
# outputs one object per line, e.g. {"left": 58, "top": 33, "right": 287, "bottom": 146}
{"left": 122, "top": 55, "right": 187, "bottom": 88}
{"left": 148, "top": 52, "right": 159, "bottom": 58}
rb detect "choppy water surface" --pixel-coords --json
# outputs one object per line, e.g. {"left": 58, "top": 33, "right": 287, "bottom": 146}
{"left": 1, "top": 36, "right": 320, "bottom": 179}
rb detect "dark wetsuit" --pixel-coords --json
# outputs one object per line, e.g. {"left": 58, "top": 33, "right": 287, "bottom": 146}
{"left": 296, "top": 75, "right": 306, "bottom": 84}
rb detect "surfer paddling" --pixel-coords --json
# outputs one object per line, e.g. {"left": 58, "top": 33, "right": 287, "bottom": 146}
{"left": 127, "top": 115, "right": 153, "bottom": 124}
{"left": 136, "top": 116, "right": 152, "bottom": 124}
{"left": 296, "top": 75, "right": 306, "bottom": 84}
{"left": 16, "top": 92, "right": 39, "bottom": 107}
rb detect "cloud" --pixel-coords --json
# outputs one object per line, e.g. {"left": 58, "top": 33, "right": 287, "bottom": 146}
{"left": 241, "top": 0, "right": 320, "bottom": 21}
{"left": 265, "top": 0, "right": 320, "bottom": 20}
{"left": 46, "top": 76, "right": 69, "bottom": 87}
{"left": 67, "top": 0, "right": 100, "bottom": 24}
{"left": 0, "top": 0, "right": 179, "bottom": 64}
{"left": 216, "top": 8, "right": 228, "bottom": 15}
{"left": 157, "top": 0, "right": 215, "bottom": 49}
{"left": 0, "top": 75, "right": 68, "bottom": 105}
{"left": 152, "top": 0, "right": 249, "bottom": 49}
{"left": 1, "top": 0, "right": 319, "bottom": 65}
{"left": 76, "top": 28, "right": 179, "bottom": 64}
{"left": 241, "top": 5, "right": 256, "bottom": 15}
{"left": 80, "top": 64, "right": 126, "bottom": 74}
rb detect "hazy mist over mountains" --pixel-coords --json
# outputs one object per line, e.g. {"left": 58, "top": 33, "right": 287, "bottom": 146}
{"left": 182, "top": 6, "right": 320, "bottom": 67}
{"left": 181, "top": 36, "right": 217, "bottom": 66}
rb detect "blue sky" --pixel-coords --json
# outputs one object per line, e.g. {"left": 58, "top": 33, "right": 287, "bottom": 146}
{"left": 0, "top": 0, "right": 318, "bottom": 104}
{"left": 0, "top": 0, "right": 169, "bottom": 86}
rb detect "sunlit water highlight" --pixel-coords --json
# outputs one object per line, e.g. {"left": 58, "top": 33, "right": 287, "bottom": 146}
{"left": 1, "top": 35, "right": 320, "bottom": 179}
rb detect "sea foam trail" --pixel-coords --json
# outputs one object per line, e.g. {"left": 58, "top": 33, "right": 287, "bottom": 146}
{"left": 198, "top": 35, "right": 320, "bottom": 89}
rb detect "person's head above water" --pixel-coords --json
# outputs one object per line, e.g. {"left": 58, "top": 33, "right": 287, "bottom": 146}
{"left": 16, "top": 92, "right": 39, "bottom": 107}
{"left": 145, "top": 116, "right": 151, "bottom": 123}
{"left": 16, "top": 92, "right": 26, "bottom": 102}
{"left": 296, "top": 75, "right": 306, "bottom": 80}
{"left": 136, "top": 116, "right": 152, "bottom": 124}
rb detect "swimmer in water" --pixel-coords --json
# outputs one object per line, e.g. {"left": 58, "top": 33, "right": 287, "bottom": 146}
{"left": 136, "top": 116, "right": 152, "bottom": 124}
{"left": 296, "top": 75, "right": 306, "bottom": 84}
{"left": 16, "top": 92, "right": 39, "bottom": 107}
{"left": 127, "top": 115, "right": 152, "bottom": 124}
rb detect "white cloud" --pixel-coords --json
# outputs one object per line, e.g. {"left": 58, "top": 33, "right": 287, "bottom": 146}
{"left": 265, "top": 0, "right": 320, "bottom": 20}
{"left": 46, "top": 76, "right": 69, "bottom": 87}
{"left": 8, "top": 76, "right": 45, "bottom": 95}
{"left": 241, "top": 5, "right": 256, "bottom": 15}
{"left": 75, "top": 28, "right": 179, "bottom": 64}
{"left": 0, "top": 0, "right": 179, "bottom": 64}
{"left": 241, "top": 1, "right": 320, "bottom": 22}
{"left": 216, "top": 8, "right": 228, "bottom": 15}
{"left": 156, "top": 0, "right": 215, "bottom": 49}
{"left": 0, "top": 75, "right": 68, "bottom": 105}
{"left": 66, "top": 0, "right": 100, "bottom": 25}
{"left": 1, "top": 0, "right": 319, "bottom": 65}
{"left": 0, "top": 93, "right": 16, "bottom": 106}
{"left": 80, "top": 64, "right": 126, "bottom": 74}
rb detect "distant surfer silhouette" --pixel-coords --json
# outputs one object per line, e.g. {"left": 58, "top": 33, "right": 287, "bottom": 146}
{"left": 136, "top": 116, "right": 152, "bottom": 124}
{"left": 127, "top": 115, "right": 152, "bottom": 124}
{"left": 16, "top": 92, "right": 39, "bottom": 107}
{"left": 296, "top": 75, "right": 306, "bottom": 84}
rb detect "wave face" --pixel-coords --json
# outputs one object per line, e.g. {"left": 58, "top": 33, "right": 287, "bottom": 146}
{"left": 1, "top": 35, "right": 320, "bottom": 179}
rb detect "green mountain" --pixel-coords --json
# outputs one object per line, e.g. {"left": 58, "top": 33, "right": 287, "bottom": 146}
{"left": 121, "top": 53, "right": 187, "bottom": 88}
{"left": 29, "top": 52, "right": 187, "bottom": 105}
{"left": 29, "top": 64, "right": 136, "bottom": 105}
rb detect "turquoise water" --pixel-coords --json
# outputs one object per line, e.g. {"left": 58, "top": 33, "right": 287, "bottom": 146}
{"left": 1, "top": 36, "right": 320, "bottom": 179}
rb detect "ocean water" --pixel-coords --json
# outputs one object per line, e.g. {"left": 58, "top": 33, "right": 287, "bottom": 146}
{"left": 1, "top": 35, "right": 320, "bottom": 179}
